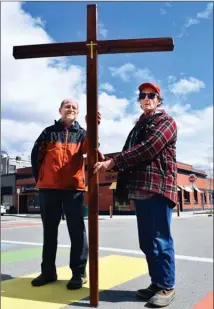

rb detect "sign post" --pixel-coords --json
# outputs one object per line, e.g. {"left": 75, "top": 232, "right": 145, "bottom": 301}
{"left": 189, "top": 174, "right": 197, "bottom": 214}
{"left": 17, "top": 188, "right": 20, "bottom": 215}
{"left": 177, "top": 201, "right": 180, "bottom": 217}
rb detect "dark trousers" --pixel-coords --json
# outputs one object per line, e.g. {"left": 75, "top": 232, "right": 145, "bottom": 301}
{"left": 134, "top": 194, "right": 175, "bottom": 289}
{"left": 39, "top": 189, "right": 88, "bottom": 278}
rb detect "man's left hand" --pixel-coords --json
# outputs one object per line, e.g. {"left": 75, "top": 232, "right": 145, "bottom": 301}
{"left": 94, "top": 159, "right": 115, "bottom": 174}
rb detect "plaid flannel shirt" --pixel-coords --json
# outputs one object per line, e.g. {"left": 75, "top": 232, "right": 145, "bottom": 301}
{"left": 113, "top": 110, "right": 178, "bottom": 205}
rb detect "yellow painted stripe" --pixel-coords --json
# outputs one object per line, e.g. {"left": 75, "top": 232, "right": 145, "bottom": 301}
{"left": 1, "top": 255, "right": 148, "bottom": 309}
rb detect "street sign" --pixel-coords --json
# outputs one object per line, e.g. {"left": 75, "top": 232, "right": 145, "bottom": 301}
{"left": 189, "top": 174, "right": 197, "bottom": 184}
{"left": 17, "top": 188, "right": 20, "bottom": 194}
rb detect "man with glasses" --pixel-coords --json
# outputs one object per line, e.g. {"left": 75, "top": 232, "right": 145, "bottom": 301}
{"left": 94, "top": 83, "right": 177, "bottom": 307}
{"left": 31, "top": 99, "right": 102, "bottom": 290}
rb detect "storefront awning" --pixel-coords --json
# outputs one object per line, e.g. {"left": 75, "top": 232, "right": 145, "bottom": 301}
{"left": 178, "top": 185, "right": 185, "bottom": 190}
{"left": 184, "top": 186, "right": 193, "bottom": 192}
{"left": 177, "top": 187, "right": 181, "bottom": 191}
{"left": 194, "top": 187, "right": 203, "bottom": 193}
{"left": 109, "top": 182, "right": 117, "bottom": 190}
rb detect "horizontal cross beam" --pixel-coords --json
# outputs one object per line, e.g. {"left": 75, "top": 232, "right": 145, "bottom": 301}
{"left": 13, "top": 37, "right": 174, "bottom": 59}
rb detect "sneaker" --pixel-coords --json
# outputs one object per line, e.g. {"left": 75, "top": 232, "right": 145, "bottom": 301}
{"left": 31, "top": 274, "right": 57, "bottom": 287}
{"left": 66, "top": 275, "right": 87, "bottom": 290}
{"left": 136, "top": 283, "right": 160, "bottom": 301}
{"left": 148, "top": 288, "right": 175, "bottom": 307}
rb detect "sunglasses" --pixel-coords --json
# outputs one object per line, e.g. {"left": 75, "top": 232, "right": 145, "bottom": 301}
{"left": 139, "top": 92, "right": 158, "bottom": 100}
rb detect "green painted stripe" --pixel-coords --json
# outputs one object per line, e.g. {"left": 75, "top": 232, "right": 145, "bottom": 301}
{"left": 1, "top": 248, "right": 69, "bottom": 264}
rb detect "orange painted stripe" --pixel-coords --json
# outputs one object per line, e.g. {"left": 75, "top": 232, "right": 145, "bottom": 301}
{"left": 192, "top": 292, "right": 213, "bottom": 309}
{"left": 1, "top": 223, "right": 41, "bottom": 228}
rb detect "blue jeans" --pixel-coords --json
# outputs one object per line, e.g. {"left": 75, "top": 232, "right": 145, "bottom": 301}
{"left": 134, "top": 194, "right": 175, "bottom": 289}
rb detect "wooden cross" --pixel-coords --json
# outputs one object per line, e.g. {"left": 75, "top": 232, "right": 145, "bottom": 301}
{"left": 13, "top": 4, "right": 174, "bottom": 307}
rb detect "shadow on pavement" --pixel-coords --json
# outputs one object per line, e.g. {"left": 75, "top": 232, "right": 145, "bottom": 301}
{"left": 1, "top": 277, "right": 152, "bottom": 307}
{"left": 1, "top": 274, "right": 15, "bottom": 281}
{"left": 71, "top": 289, "right": 149, "bottom": 307}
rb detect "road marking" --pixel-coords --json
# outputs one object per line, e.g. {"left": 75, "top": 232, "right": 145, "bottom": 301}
{"left": 191, "top": 291, "right": 213, "bottom": 309}
{"left": 1, "top": 255, "right": 148, "bottom": 309}
{"left": 2, "top": 240, "right": 213, "bottom": 263}
{"left": 1, "top": 221, "right": 65, "bottom": 230}
{"left": 1, "top": 220, "right": 40, "bottom": 224}
{"left": 2, "top": 223, "right": 41, "bottom": 229}
{"left": 1, "top": 224, "right": 41, "bottom": 230}
{"left": 1, "top": 247, "right": 68, "bottom": 264}
{"left": 1, "top": 243, "right": 12, "bottom": 247}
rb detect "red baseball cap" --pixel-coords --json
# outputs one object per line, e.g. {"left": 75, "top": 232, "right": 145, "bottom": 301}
{"left": 138, "top": 82, "right": 161, "bottom": 96}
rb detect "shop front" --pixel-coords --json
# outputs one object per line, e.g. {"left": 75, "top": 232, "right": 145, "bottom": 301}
{"left": 1, "top": 174, "right": 16, "bottom": 212}
{"left": 20, "top": 184, "right": 40, "bottom": 213}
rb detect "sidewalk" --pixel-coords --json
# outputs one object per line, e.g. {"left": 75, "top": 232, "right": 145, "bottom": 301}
{"left": 6, "top": 210, "right": 212, "bottom": 220}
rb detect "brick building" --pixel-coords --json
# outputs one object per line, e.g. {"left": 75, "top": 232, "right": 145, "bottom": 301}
{"left": 14, "top": 152, "right": 213, "bottom": 214}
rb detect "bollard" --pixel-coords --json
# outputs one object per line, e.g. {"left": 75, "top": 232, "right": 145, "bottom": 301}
{"left": 109, "top": 205, "right": 113, "bottom": 218}
{"left": 177, "top": 202, "right": 180, "bottom": 217}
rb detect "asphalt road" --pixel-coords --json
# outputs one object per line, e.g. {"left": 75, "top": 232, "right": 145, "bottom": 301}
{"left": 1, "top": 213, "right": 213, "bottom": 309}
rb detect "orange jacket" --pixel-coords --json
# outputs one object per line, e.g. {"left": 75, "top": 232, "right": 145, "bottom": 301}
{"left": 31, "top": 120, "right": 87, "bottom": 190}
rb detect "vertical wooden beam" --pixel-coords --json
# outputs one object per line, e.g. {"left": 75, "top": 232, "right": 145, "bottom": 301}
{"left": 86, "top": 4, "right": 99, "bottom": 307}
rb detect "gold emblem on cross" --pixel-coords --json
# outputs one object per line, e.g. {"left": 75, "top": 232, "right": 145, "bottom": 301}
{"left": 86, "top": 41, "right": 97, "bottom": 59}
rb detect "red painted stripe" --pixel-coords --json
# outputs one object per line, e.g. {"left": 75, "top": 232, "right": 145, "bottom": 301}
{"left": 1, "top": 222, "right": 41, "bottom": 228}
{"left": 192, "top": 292, "right": 213, "bottom": 309}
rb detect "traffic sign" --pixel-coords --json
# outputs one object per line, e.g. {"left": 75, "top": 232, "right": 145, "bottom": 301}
{"left": 189, "top": 174, "right": 197, "bottom": 184}
{"left": 17, "top": 188, "right": 20, "bottom": 194}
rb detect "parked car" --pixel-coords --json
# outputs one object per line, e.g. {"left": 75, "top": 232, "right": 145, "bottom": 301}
{"left": 1, "top": 205, "right": 6, "bottom": 216}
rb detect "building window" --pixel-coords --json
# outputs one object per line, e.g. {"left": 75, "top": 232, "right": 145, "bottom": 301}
{"left": 2, "top": 195, "right": 13, "bottom": 206}
{"left": 204, "top": 192, "right": 207, "bottom": 204}
{"left": 184, "top": 190, "right": 190, "bottom": 203}
{"left": 9, "top": 165, "right": 16, "bottom": 173}
{"left": 209, "top": 192, "right": 213, "bottom": 204}
{"left": 194, "top": 189, "right": 198, "bottom": 204}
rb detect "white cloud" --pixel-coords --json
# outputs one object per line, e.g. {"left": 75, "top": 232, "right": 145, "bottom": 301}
{"left": 1, "top": 3, "right": 138, "bottom": 159}
{"left": 160, "top": 8, "right": 167, "bottom": 15}
{"left": 167, "top": 75, "right": 177, "bottom": 83}
{"left": 98, "top": 23, "right": 108, "bottom": 38}
{"left": 109, "top": 63, "right": 154, "bottom": 82}
{"left": 169, "top": 77, "right": 205, "bottom": 95}
{"left": 135, "top": 68, "right": 154, "bottom": 81}
{"left": 160, "top": 2, "right": 172, "bottom": 16}
{"left": 162, "top": 103, "right": 213, "bottom": 171}
{"left": 197, "top": 2, "right": 213, "bottom": 19}
{"left": 100, "top": 83, "right": 115, "bottom": 93}
{"left": 98, "top": 93, "right": 129, "bottom": 120}
{"left": 178, "top": 2, "right": 213, "bottom": 38}
{"left": 185, "top": 18, "right": 200, "bottom": 28}
{"left": 1, "top": 3, "right": 213, "bottom": 174}
{"left": 109, "top": 63, "right": 135, "bottom": 81}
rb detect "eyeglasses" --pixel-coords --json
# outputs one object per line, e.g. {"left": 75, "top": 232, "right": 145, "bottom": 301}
{"left": 139, "top": 92, "right": 158, "bottom": 100}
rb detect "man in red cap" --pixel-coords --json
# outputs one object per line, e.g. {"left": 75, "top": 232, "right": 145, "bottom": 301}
{"left": 30, "top": 99, "right": 102, "bottom": 290}
{"left": 94, "top": 83, "right": 177, "bottom": 307}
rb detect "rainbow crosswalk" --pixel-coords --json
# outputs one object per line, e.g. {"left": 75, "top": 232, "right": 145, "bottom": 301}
{"left": 1, "top": 242, "right": 213, "bottom": 309}
{"left": 1, "top": 253, "right": 148, "bottom": 309}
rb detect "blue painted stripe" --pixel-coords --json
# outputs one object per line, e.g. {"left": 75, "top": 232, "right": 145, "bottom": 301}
{"left": 1, "top": 243, "right": 13, "bottom": 247}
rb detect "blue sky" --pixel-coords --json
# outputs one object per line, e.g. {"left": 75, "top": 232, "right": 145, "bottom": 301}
{"left": 1, "top": 2, "right": 213, "bottom": 172}
{"left": 21, "top": 1, "right": 213, "bottom": 110}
